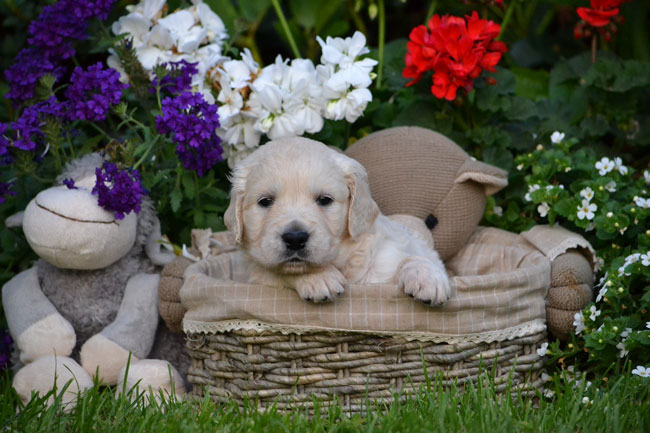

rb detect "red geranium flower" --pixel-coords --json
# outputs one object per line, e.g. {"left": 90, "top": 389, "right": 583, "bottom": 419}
{"left": 577, "top": 6, "right": 619, "bottom": 27}
{"left": 403, "top": 11, "right": 507, "bottom": 101}
{"left": 574, "top": 0, "right": 629, "bottom": 40}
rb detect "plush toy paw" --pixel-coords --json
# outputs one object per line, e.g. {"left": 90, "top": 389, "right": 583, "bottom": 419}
{"left": 293, "top": 266, "right": 347, "bottom": 303}
{"left": 16, "top": 313, "right": 76, "bottom": 363}
{"left": 80, "top": 334, "right": 138, "bottom": 385}
{"left": 116, "top": 359, "right": 186, "bottom": 403}
{"left": 13, "top": 355, "right": 93, "bottom": 410}
{"left": 546, "top": 249, "right": 595, "bottom": 341}
{"left": 398, "top": 257, "right": 451, "bottom": 306}
{"left": 159, "top": 256, "right": 194, "bottom": 334}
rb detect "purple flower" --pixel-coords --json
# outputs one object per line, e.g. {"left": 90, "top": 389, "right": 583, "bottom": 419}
{"left": 156, "top": 92, "right": 223, "bottom": 176}
{"left": 63, "top": 63, "right": 128, "bottom": 122}
{"left": 0, "top": 328, "right": 13, "bottom": 370}
{"left": 0, "top": 123, "right": 9, "bottom": 163}
{"left": 63, "top": 178, "right": 78, "bottom": 189}
{"left": 68, "top": 0, "right": 117, "bottom": 20}
{"left": 4, "top": 47, "right": 67, "bottom": 103}
{"left": 152, "top": 60, "right": 199, "bottom": 96}
{"left": 92, "top": 161, "right": 146, "bottom": 220}
{"left": 10, "top": 97, "right": 63, "bottom": 152}
{"left": 5, "top": 0, "right": 117, "bottom": 104}
{"left": 0, "top": 182, "right": 17, "bottom": 205}
{"left": 28, "top": 2, "right": 89, "bottom": 50}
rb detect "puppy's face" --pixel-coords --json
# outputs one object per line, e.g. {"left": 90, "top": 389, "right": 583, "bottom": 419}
{"left": 225, "top": 138, "right": 378, "bottom": 275}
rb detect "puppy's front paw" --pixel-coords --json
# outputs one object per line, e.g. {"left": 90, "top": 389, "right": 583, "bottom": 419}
{"left": 398, "top": 258, "right": 451, "bottom": 306}
{"left": 293, "top": 266, "right": 346, "bottom": 303}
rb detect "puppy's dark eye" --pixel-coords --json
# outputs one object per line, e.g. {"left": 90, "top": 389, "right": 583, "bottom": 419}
{"left": 316, "top": 195, "right": 333, "bottom": 207}
{"left": 258, "top": 197, "right": 274, "bottom": 208}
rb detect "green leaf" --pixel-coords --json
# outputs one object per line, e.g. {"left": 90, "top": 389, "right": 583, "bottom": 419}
{"left": 238, "top": 0, "right": 271, "bottom": 23}
{"left": 289, "top": 0, "right": 317, "bottom": 29}
{"left": 170, "top": 188, "right": 183, "bottom": 213}
{"left": 554, "top": 198, "right": 575, "bottom": 218}
{"left": 504, "top": 96, "right": 537, "bottom": 121}
{"left": 314, "top": 0, "right": 344, "bottom": 33}
{"left": 511, "top": 67, "right": 549, "bottom": 100}
{"left": 182, "top": 171, "right": 196, "bottom": 200}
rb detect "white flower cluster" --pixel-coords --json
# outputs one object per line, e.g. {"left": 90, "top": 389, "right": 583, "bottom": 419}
{"left": 213, "top": 32, "right": 377, "bottom": 167}
{"left": 595, "top": 156, "right": 628, "bottom": 176}
{"left": 108, "top": 0, "right": 228, "bottom": 101}
{"left": 577, "top": 185, "right": 597, "bottom": 221}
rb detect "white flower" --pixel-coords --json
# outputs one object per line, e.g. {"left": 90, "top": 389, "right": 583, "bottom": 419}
{"left": 577, "top": 199, "right": 597, "bottom": 220}
{"left": 604, "top": 181, "right": 617, "bottom": 192}
{"left": 644, "top": 170, "right": 650, "bottom": 184}
{"left": 316, "top": 31, "right": 377, "bottom": 87}
{"left": 646, "top": 322, "right": 650, "bottom": 329}
{"left": 588, "top": 305, "right": 601, "bottom": 321}
{"left": 492, "top": 205, "right": 503, "bottom": 217}
{"left": 580, "top": 187, "right": 594, "bottom": 201}
{"left": 595, "top": 157, "right": 614, "bottom": 176}
{"left": 516, "top": 163, "right": 524, "bottom": 171}
{"left": 109, "top": 0, "right": 227, "bottom": 92}
{"left": 596, "top": 286, "right": 607, "bottom": 303}
{"left": 524, "top": 184, "right": 540, "bottom": 202}
{"left": 632, "top": 366, "right": 649, "bottom": 377}
{"left": 573, "top": 312, "right": 586, "bottom": 334}
{"left": 614, "top": 157, "right": 628, "bottom": 175}
{"left": 537, "top": 202, "right": 550, "bottom": 217}
{"left": 616, "top": 341, "right": 628, "bottom": 358}
{"left": 543, "top": 388, "right": 555, "bottom": 398}
{"left": 581, "top": 397, "right": 592, "bottom": 406}
{"left": 621, "top": 327, "right": 633, "bottom": 338}
{"left": 641, "top": 252, "right": 650, "bottom": 267}
{"left": 536, "top": 342, "right": 549, "bottom": 357}
{"left": 635, "top": 197, "right": 650, "bottom": 209}
{"left": 550, "top": 131, "right": 565, "bottom": 144}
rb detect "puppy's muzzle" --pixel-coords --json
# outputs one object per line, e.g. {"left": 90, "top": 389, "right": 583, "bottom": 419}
{"left": 282, "top": 230, "right": 309, "bottom": 251}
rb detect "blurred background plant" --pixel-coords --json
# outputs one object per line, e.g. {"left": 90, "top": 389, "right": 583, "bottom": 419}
{"left": 1, "top": 0, "right": 649, "bottom": 377}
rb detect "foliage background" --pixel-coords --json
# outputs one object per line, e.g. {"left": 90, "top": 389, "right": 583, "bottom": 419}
{"left": 1, "top": 0, "right": 649, "bottom": 376}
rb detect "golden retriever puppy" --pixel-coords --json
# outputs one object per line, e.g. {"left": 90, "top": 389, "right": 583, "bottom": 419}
{"left": 224, "top": 137, "right": 451, "bottom": 305}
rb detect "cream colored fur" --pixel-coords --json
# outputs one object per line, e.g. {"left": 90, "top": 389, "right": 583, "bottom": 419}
{"left": 80, "top": 334, "right": 138, "bottom": 385}
{"left": 225, "top": 137, "right": 451, "bottom": 305}
{"left": 116, "top": 359, "right": 186, "bottom": 403}
{"left": 12, "top": 356, "right": 93, "bottom": 409}
{"left": 17, "top": 313, "right": 76, "bottom": 364}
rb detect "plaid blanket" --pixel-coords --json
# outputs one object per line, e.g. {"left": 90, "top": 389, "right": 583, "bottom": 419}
{"left": 179, "top": 226, "right": 572, "bottom": 343}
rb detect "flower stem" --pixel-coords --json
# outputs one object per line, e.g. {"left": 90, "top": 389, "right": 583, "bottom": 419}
{"left": 425, "top": 0, "right": 437, "bottom": 23}
{"left": 271, "top": 0, "right": 301, "bottom": 59}
{"left": 133, "top": 135, "right": 159, "bottom": 170}
{"left": 497, "top": 0, "right": 517, "bottom": 41}
{"left": 591, "top": 33, "right": 597, "bottom": 64}
{"left": 376, "top": 0, "right": 386, "bottom": 89}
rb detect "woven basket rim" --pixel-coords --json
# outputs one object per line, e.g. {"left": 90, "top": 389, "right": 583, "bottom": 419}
{"left": 183, "top": 317, "right": 547, "bottom": 344}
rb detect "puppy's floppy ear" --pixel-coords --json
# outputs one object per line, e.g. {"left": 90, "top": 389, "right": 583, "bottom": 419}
{"left": 224, "top": 164, "right": 249, "bottom": 245}
{"left": 224, "top": 190, "right": 244, "bottom": 244}
{"left": 337, "top": 155, "right": 379, "bottom": 239}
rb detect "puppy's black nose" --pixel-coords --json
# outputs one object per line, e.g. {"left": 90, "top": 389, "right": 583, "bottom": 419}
{"left": 282, "top": 231, "right": 309, "bottom": 250}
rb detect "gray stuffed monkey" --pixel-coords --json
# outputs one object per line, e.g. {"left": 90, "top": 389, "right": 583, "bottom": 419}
{"left": 2, "top": 153, "right": 188, "bottom": 407}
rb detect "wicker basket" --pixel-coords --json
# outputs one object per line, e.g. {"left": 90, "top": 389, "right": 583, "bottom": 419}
{"left": 185, "top": 329, "right": 546, "bottom": 413}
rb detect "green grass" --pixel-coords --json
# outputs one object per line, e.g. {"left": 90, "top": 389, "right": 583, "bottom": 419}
{"left": 1, "top": 371, "right": 649, "bottom": 433}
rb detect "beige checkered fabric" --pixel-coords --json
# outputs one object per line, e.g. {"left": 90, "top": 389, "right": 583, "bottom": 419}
{"left": 181, "top": 227, "right": 551, "bottom": 343}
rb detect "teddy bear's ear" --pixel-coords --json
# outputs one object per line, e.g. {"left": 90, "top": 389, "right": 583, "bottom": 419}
{"left": 5, "top": 211, "right": 25, "bottom": 228}
{"left": 454, "top": 159, "right": 508, "bottom": 196}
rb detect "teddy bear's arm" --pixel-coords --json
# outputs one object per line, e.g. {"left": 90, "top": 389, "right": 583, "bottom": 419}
{"left": 1, "top": 267, "right": 76, "bottom": 363}
{"left": 80, "top": 273, "right": 160, "bottom": 385}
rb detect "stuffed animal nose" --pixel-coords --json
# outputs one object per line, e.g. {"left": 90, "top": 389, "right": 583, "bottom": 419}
{"left": 282, "top": 231, "right": 310, "bottom": 251}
